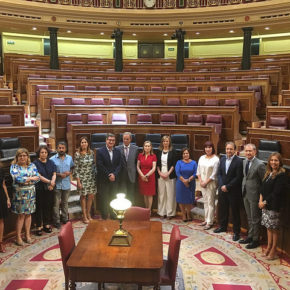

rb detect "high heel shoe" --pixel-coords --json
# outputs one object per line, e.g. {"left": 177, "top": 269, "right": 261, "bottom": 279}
{"left": 15, "top": 239, "right": 24, "bottom": 246}
{"left": 0, "top": 242, "right": 6, "bottom": 253}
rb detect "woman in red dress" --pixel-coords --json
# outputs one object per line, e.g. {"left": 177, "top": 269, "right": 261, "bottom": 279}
{"left": 137, "top": 141, "right": 157, "bottom": 211}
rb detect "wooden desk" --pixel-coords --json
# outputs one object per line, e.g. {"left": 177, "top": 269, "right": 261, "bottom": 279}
{"left": 67, "top": 220, "right": 163, "bottom": 288}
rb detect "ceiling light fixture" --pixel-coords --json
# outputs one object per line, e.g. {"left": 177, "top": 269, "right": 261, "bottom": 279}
{"left": 265, "top": 27, "right": 270, "bottom": 30}
{"left": 229, "top": 30, "right": 235, "bottom": 33}
{"left": 195, "top": 32, "right": 200, "bottom": 35}
{"left": 163, "top": 33, "right": 168, "bottom": 36}
{"left": 132, "top": 33, "right": 136, "bottom": 36}
{"left": 100, "top": 32, "right": 104, "bottom": 35}
{"left": 32, "top": 27, "right": 37, "bottom": 31}
{"left": 67, "top": 30, "right": 72, "bottom": 33}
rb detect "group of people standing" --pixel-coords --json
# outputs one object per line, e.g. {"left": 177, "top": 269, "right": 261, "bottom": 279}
{"left": 0, "top": 132, "right": 287, "bottom": 261}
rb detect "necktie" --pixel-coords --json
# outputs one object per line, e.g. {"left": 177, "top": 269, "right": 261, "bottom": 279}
{"left": 124, "top": 146, "right": 129, "bottom": 161}
{"left": 245, "top": 160, "right": 250, "bottom": 175}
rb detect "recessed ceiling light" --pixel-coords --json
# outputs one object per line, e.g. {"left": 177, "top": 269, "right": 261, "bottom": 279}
{"left": 229, "top": 30, "right": 235, "bottom": 33}
{"left": 67, "top": 30, "right": 72, "bottom": 33}
{"left": 265, "top": 27, "right": 270, "bottom": 30}
{"left": 163, "top": 33, "right": 168, "bottom": 36}
{"left": 100, "top": 32, "right": 104, "bottom": 35}
{"left": 32, "top": 27, "right": 37, "bottom": 31}
{"left": 132, "top": 33, "right": 136, "bottom": 36}
{"left": 195, "top": 32, "right": 200, "bottom": 35}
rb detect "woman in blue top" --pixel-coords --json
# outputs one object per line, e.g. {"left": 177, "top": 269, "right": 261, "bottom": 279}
{"left": 175, "top": 148, "right": 197, "bottom": 222}
{"left": 10, "top": 148, "right": 39, "bottom": 246}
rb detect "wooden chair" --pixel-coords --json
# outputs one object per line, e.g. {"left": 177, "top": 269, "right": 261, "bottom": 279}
{"left": 58, "top": 221, "right": 75, "bottom": 290}
{"left": 124, "top": 206, "right": 150, "bottom": 221}
{"left": 159, "top": 225, "right": 181, "bottom": 290}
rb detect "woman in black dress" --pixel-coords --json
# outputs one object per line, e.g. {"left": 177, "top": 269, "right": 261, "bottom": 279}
{"left": 0, "top": 166, "right": 11, "bottom": 253}
{"left": 259, "top": 152, "right": 287, "bottom": 260}
{"left": 33, "top": 145, "right": 56, "bottom": 236}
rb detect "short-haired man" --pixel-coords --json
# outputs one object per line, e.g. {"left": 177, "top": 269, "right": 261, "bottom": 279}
{"left": 97, "top": 133, "right": 122, "bottom": 219}
{"left": 50, "top": 141, "right": 74, "bottom": 229}
{"left": 239, "top": 143, "right": 266, "bottom": 249}
{"left": 214, "top": 142, "right": 243, "bottom": 241}
{"left": 116, "top": 132, "right": 139, "bottom": 204}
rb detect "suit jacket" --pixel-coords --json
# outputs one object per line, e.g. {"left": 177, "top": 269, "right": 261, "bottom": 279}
{"left": 217, "top": 155, "right": 243, "bottom": 194}
{"left": 97, "top": 146, "right": 122, "bottom": 183}
{"left": 116, "top": 144, "right": 139, "bottom": 183}
{"left": 242, "top": 157, "right": 266, "bottom": 201}
{"left": 156, "top": 150, "right": 177, "bottom": 179}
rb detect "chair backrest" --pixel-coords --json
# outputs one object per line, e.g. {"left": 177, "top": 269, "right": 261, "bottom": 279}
{"left": 121, "top": 77, "right": 133, "bottom": 80}
{"left": 167, "top": 98, "right": 180, "bottom": 106}
{"left": 36, "top": 85, "right": 49, "bottom": 97}
{"left": 58, "top": 222, "right": 75, "bottom": 283}
{"left": 187, "top": 86, "right": 199, "bottom": 92}
{"left": 183, "top": 69, "right": 192, "bottom": 72}
{"left": 85, "top": 86, "right": 97, "bottom": 91}
{"left": 268, "top": 116, "right": 288, "bottom": 130}
{"left": 0, "top": 115, "right": 12, "bottom": 127}
{"left": 63, "top": 85, "right": 76, "bottom": 90}
{"left": 28, "top": 74, "right": 40, "bottom": 78}
{"left": 195, "top": 76, "right": 205, "bottom": 80}
{"left": 257, "top": 139, "right": 281, "bottom": 161}
{"left": 227, "top": 86, "right": 239, "bottom": 91}
{"left": 128, "top": 99, "right": 142, "bottom": 105}
{"left": 151, "top": 77, "right": 162, "bottom": 81}
{"left": 91, "top": 98, "right": 105, "bottom": 105}
{"left": 91, "top": 133, "right": 107, "bottom": 149}
{"left": 210, "top": 86, "right": 223, "bottom": 92}
{"left": 210, "top": 76, "right": 222, "bottom": 80}
{"left": 87, "top": 114, "right": 103, "bottom": 124}
{"left": 136, "top": 77, "right": 146, "bottom": 81}
{"left": 71, "top": 98, "right": 85, "bottom": 105}
{"left": 166, "top": 87, "right": 178, "bottom": 92}
{"left": 205, "top": 114, "right": 222, "bottom": 134}
{"left": 160, "top": 114, "right": 176, "bottom": 125}
{"left": 110, "top": 98, "right": 124, "bottom": 105}
{"left": 99, "top": 86, "right": 111, "bottom": 91}
{"left": 62, "top": 75, "right": 72, "bottom": 79}
{"left": 151, "top": 87, "right": 162, "bottom": 91}
{"left": 0, "top": 137, "right": 20, "bottom": 159}
{"left": 51, "top": 98, "right": 65, "bottom": 106}
{"left": 118, "top": 86, "right": 130, "bottom": 91}
{"left": 134, "top": 86, "right": 145, "bottom": 91}
{"left": 124, "top": 206, "right": 150, "bottom": 221}
{"left": 137, "top": 114, "right": 152, "bottom": 124}
{"left": 187, "top": 99, "right": 200, "bottom": 106}
{"left": 112, "top": 113, "right": 127, "bottom": 124}
{"left": 187, "top": 114, "right": 203, "bottom": 125}
{"left": 67, "top": 113, "right": 82, "bottom": 124}
{"left": 225, "top": 75, "right": 236, "bottom": 80}
{"left": 166, "top": 225, "right": 181, "bottom": 283}
{"left": 108, "top": 76, "right": 117, "bottom": 80}
{"left": 204, "top": 99, "right": 219, "bottom": 106}
{"left": 148, "top": 99, "right": 161, "bottom": 105}
{"left": 46, "top": 75, "right": 57, "bottom": 79}
{"left": 171, "top": 134, "right": 188, "bottom": 150}
{"left": 145, "top": 133, "right": 161, "bottom": 149}
{"left": 224, "top": 99, "right": 240, "bottom": 107}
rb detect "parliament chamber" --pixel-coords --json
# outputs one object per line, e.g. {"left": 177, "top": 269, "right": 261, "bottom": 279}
{"left": 0, "top": 0, "right": 289, "bottom": 289}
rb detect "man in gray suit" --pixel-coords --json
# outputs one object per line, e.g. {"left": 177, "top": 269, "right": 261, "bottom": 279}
{"left": 116, "top": 132, "right": 139, "bottom": 204}
{"left": 239, "top": 143, "right": 266, "bottom": 249}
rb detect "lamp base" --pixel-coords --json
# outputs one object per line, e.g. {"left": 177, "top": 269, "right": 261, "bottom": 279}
{"left": 109, "top": 228, "right": 132, "bottom": 247}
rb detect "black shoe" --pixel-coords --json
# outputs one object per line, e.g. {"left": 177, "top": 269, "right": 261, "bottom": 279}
{"left": 35, "top": 229, "right": 42, "bottom": 236}
{"left": 246, "top": 240, "right": 259, "bottom": 249}
{"left": 54, "top": 223, "right": 61, "bottom": 229}
{"left": 213, "top": 227, "right": 227, "bottom": 233}
{"left": 43, "top": 226, "right": 52, "bottom": 233}
{"left": 61, "top": 220, "right": 68, "bottom": 225}
{"left": 239, "top": 237, "right": 253, "bottom": 244}
{"left": 232, "top": 234, "right": 240, "bottom": 241}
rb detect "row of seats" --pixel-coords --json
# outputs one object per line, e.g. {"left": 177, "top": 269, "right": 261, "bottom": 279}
{"left": 36, "top": 84, "right": 262, "bottom": 93}
{"left": 268, "top": 116, "right": 289, "bottom": 130}
{"left": 30, "top": 74, "right": 268, "bottom": 81}
{"left": 67, "top": 113, "right": 223, "bottom": 134}
{"left": 0, "top": 115, "right": 13, "bottom": 127}
{"left": 51, "top": 97, "right": 239, "bottom": 107}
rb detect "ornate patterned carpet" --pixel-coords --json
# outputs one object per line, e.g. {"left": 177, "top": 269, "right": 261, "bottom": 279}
{"left": 0, "top": 218, "right": 289, "bottom": 290}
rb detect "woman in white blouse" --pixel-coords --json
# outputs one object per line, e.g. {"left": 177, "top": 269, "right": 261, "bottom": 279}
{"left": 197, "top": 141, "right": 219, "bottom": 230}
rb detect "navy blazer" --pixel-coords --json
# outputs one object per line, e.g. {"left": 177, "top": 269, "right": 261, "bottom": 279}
{"left": 97, "top": 146, "right": 122, "bottom": 181}
{"left": 217, "top": 155, "right": 243, "bottom": 193}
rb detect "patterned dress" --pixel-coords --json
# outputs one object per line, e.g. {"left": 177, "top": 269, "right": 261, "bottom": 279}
{"left": 10, "top": 163, "right": 39, "bottom": 214}
{"left": 74, "top": 151, "right": 97, "bottom": 196}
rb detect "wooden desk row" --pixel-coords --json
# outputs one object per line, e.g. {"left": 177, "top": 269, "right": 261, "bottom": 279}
{"left": 17, "top": 67, "right": 281, "bottom": 102}
{"left": 247, "top": 127, "right": 290, "bottom": 167}
{"left": 39, "top": 90, "right": 257, "bottom": 131}
{"left": 0, "top": 105, "right": 25, "bottom": 126}
{"left": 280, "top": 90, "right": 290, "bottom": 106}
{"left": 0, "top": 76, "right": 4, "bottom": 88}
{"left": 26, "top": 78, "right": 271, "bottom": 115}
{"left": 0, "top": 88, "right": 13, "bottom": 105}
{"left": 66, "top": 123, "right": 219, "bottom": 161}
{"left": 51, "top": 105, "right": 240, "bottom": 150}
{"left": 266, "top": 106, "right": 290, "bottom": 128}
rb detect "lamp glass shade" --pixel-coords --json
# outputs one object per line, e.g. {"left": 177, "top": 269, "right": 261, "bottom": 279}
{"left": 110, "top": 193, "right": 132, "bottom": 211}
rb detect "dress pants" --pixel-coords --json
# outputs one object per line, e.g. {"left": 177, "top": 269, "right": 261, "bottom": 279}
{"left": 35, "top": 187, "right": 53, "bottom": 227}
{"left": 202, "top": 187, "right": 216, "bottom": 225}
{"left": 99, "top": 181, "right": 118, "bottom": 219}
{"left": 157, "top": 178, "right": 176, "bottom": 217}
{"left": 243, "top": 192, "right": 261, "bottom": 241}
{"left": 118, "top": 173, "right": 136, "bottom": 205}
{"left": 218, "top": 190, "right": 241, "bottom": 234}
{"left": 53, "top": 189, "right": 70, "bottom": 224}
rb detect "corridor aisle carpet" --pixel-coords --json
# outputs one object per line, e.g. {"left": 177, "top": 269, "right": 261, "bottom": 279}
{"left": 0, "top": 218, "right": 289, "bottom": 289}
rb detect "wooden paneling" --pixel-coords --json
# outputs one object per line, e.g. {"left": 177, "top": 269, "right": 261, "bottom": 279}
{"left": 0, "top": 76, "right": 4, "bottom": 88}
{"left": 0, "top": 88, "right": 13, "bottom": 105}
{"left": 66, "top": 123, "right": 219, "bottom": 163}
{"left": 280, "top": 90, "right": 290, "bottom": 106}
{"left": 51, "top": 105, "right": 240, "bottom": 150}
{"left": 0, "top": 105, "right": 25, "bottom": 126}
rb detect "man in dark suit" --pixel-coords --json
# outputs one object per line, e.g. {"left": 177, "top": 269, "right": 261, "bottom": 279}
{"left": 239, "top": 143, "right": 266, "bottom": 249}
{"left": 116, "top": 132, "right": 139, "bottom": 204}
{"left": 214, "top": 142, "right": 243, "bottom": 241}
{"left": 97, "top": 133, "right": 122, "bottom": 219}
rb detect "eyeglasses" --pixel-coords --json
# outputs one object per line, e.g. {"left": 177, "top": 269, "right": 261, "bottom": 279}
{"left": 18, "top": 154, "right": 28, "bottom": 157}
